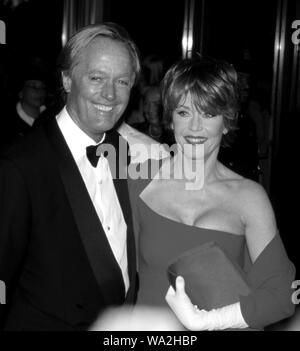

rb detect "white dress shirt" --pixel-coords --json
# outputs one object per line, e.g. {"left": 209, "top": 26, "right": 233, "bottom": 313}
{"left": 56, "top": 107, "right": 129, "bottom": 294}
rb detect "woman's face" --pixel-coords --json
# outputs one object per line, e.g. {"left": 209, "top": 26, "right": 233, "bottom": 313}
{"left": 172, "top": 93, "right": 226, "bottom": 160}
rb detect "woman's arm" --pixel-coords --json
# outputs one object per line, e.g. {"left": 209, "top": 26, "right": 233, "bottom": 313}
{"left": 165, "top": 180, "right": 295, "bottom": 330}
{"left": 239, "top": 180, "right": 277, "bottom": 263}
{"left": 238, "top": 180, "right": 296, "bottom": 329}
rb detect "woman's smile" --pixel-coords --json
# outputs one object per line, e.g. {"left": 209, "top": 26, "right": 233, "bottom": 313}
{"left": 184, "top": 136, "right": 208, "bottom": 145}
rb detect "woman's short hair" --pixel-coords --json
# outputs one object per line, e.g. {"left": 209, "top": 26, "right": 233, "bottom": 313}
{"left": 161, "top": 56, "right": 239, "bottom": 133}
{"left": 59, "top": 22, "right": 141, "bottom": 82}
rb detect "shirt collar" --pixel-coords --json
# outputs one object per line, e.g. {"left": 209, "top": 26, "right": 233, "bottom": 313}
{"left": 56, "top": 106, "right": 105, "bottom": 163}
{"left": 17, "top": 102, "right": 46, "bottom": 127}
{"left": 17, "top": 102, "right": 35, "bottom": 126}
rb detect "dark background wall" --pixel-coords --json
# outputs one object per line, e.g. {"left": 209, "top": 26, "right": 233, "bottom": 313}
{"left": 103, "top": 0, "right": 184, "bottom": 64}
{"left": 0, "top": 0, "right": 63, "bottom": 98}
{"left": 0, "top": 0, "right": 279, "bottom": 88}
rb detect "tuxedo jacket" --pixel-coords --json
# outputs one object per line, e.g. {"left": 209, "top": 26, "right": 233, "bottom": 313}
{"left": 0, "top": 116, "right": 136, "bottom": 330}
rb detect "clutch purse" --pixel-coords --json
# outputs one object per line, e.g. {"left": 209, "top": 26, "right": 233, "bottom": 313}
{"left": 167, "top": 241, "right": 251, "bottom": 310}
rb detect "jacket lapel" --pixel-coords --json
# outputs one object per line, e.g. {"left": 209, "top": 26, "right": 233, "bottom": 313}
{"left": 43, "top": 119, "right": 126, "bottom": 306}
{"left": 104, "top": 131, "right": 137, "bottom": 300}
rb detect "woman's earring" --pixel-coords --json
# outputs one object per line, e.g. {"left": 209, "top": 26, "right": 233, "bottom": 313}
{"left": 170, "top": 123, "right": 174, "bottom": 130}
{"left": 223, "top": 127, "right": 228, "bottom": 135}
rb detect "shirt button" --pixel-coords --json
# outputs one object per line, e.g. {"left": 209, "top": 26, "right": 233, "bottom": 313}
{"left": 107, "top": 226, "right": 110, "bottom": 231}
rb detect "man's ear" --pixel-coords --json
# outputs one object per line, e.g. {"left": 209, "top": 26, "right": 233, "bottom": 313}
{"left": 61, "top": 71, "right": 72, "bottom": 93}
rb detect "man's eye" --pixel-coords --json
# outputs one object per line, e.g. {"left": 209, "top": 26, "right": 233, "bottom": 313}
{"left": 118, "top": 79, "right": 130, "bottom": 86}
{"left": 90, "top": 76, "right": 104, "bottom": 82}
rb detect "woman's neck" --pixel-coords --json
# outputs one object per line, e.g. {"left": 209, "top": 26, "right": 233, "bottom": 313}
{"left": 171, "top": 147, "right": 220, "bottom": 190}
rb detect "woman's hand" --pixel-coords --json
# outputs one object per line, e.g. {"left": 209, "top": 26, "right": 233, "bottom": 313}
{"left": 165, "top": 276, "right": 249, "bottom": 330}
{"left": 165, "top": 276, "right": 212, "bottom": 331}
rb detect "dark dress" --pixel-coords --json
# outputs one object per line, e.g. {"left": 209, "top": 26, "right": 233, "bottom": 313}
{"left": 129, "top": 168, "right": 296, "bottom": 330}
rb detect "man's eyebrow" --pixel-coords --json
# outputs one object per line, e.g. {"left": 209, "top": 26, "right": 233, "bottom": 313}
{"left": 87, "top": 69, "right": 133, "bottom": 77}
{"left": 87, "top": 69, "right": 105, "bottom": 74}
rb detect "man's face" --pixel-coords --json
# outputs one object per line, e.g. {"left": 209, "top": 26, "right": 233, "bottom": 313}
{"left": 63, "top": 37, "right": 135, "bottom": 141}
{"left": 21, "top": 79, "right": 46, "bottom": 108}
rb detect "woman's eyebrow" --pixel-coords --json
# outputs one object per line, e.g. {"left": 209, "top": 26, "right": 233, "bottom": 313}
{"left": 175, "top": 104, "right": 189, "bottom": 109}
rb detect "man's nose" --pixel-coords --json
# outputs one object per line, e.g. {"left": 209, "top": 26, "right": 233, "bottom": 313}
{"left": 101, "top": 81, "right": 116, "bottom": 101}
{"left": 189, "top": 113, "right": 203, "bottom": 131}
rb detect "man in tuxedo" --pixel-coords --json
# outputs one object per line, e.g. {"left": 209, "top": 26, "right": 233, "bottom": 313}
{"left": 0, "top": 23, "right": 140, "bottom": 330}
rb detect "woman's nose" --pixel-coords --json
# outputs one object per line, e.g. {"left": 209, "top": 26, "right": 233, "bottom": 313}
{"left": 189, "top": 113, "right": 203, "bottom": 131}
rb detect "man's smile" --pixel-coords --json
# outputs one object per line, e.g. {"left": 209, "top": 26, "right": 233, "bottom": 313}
{"left": 93, "top": 104, "right": 114, "bottom": 112}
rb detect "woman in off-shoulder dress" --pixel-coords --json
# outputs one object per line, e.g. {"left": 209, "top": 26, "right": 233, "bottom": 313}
{"left": 128, "top": 56, "right": 296, "bottom": 330}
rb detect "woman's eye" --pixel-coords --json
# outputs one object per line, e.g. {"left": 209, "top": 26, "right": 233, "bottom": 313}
{"left": 176, "top": 110, "right": 189, "bottom": 117}
{"left": 202, "top": 113, "right": 216, "bottom": 119}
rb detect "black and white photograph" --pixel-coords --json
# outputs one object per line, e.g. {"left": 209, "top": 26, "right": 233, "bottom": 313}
{"left": 0, "top": 0, "right": 299, "bottom": 338}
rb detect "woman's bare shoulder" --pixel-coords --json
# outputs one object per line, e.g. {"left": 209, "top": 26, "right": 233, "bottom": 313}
{"left": 216, "top": 163, "right": 246, "bottom": 190}
{"left": 233, "top": 176, "right": 277, "bottom": 234}
{"left": 217, "top": 163, "right": 265, "bottom": 195}
{"left": 217, "top": 164, "right": 272, "bottom": 216}
{"left": 237, "top": 177, "right": 269, "bottom": 203}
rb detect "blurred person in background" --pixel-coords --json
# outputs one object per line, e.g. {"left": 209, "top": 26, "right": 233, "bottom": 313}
{"left": 131, "top": 85, "right": 174, "bottom": 146}
{"left": 1, "top": 70, "right": 47, "bottom": 146}
{"left": 125, "top": 54, "right": 166, "bottom": 126}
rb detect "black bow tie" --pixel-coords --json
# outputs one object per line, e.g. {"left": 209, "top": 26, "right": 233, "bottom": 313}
{"left": 86, "top": 132, "right": 131, "bottom": 170}
{"left": 86, "top": 143, "right": 108, "bottom": 167}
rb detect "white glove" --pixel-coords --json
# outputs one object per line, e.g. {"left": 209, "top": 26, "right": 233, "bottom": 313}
{"left": 165, "top": 276, "right": 249, "bottom": 331}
